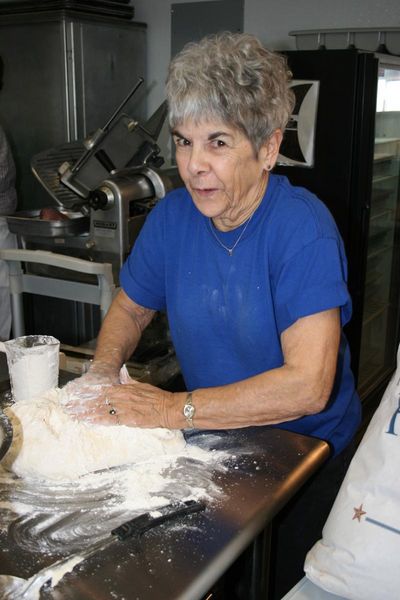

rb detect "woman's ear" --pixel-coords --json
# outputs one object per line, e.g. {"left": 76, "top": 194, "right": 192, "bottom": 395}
{"left": 260, "top": 129, "right": 283, "bottom": 170}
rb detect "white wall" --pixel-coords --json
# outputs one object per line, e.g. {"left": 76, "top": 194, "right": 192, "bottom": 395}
{"left": 132, "top": 0, "right": 400, "bottom": 155}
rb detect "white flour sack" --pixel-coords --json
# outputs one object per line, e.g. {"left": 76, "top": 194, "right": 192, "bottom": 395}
{"left": 304, "top": 344, "right": 400, "bottom": 600}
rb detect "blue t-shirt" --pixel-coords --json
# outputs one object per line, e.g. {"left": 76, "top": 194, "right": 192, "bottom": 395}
{"left": 120, "top": 174, "right": 361, "bottom": 455}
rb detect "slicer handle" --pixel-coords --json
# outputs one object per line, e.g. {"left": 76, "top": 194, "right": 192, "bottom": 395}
{"left": 111, "top": 500, "right": 205, "bottom": 541}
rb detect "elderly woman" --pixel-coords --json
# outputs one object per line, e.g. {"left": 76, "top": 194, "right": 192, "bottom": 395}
{"left": 71, "top": 32, "right": 359, "bottom": 445}
{"left": 67, "top": 33, "right": 360, "bottom": 596}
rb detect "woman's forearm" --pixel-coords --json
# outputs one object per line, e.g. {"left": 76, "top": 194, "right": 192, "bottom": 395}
{"left": 92, "top": 290, "right": 155, "bottom": 375}
{"left": 167, "top": 362, "right": 331, "bottom": 430}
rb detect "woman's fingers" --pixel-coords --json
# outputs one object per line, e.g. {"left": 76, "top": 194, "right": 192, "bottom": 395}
{"left": 62, "top": 378, "right": 171, "bottom": 429}
{"left": 104, "top": 383, "right": 172, "bottom": 428}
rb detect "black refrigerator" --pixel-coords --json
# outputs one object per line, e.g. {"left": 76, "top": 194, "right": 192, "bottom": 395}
{"left": 275, "top": 49, "right": 400, "bottom": 416}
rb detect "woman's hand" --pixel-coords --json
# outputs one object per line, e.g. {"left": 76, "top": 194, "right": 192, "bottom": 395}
{"left": 66, "top": 380, "right": 175, "bottom": 428}
{"left": 61, "top": 361, "right": 121, "bottom": 420}
{"left": 62, "top": 365, "right": 176, "bottom": 429}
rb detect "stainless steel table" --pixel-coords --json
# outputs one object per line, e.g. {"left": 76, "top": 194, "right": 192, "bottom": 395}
{"left": 0, "top": 355, "right": 330, "bottom": 599}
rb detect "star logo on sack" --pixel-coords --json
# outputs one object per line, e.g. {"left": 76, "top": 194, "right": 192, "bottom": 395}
{"left": 352, "top": 504, "right": 367, "bottom": 522}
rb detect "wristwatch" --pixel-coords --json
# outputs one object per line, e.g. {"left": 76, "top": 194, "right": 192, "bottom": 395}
{"left": 183, "top": 391, "right": 195, "bottom": 428}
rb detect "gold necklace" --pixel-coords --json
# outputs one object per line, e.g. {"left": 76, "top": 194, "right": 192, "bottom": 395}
{"left": 208, "top": 210, "right": 255, "bottom": 256}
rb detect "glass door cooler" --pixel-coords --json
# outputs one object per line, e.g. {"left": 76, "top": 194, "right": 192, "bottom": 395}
{"left": 276, "top": 49, "right": 400, "bottom": 412}
{"left": 358, "top": 63, "right": 400, "bottom": 399}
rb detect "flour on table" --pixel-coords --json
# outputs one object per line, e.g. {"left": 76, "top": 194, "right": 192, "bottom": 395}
{"left": 0, "top": 382, "right": 227, "bottom": 600}
{"left": 2, "top": 388, "right": 207, "bottom": 481}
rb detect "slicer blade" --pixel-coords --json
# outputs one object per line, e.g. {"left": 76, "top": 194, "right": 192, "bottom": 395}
{"left": 31, "top": 142, "right": 86, "bottom": 209}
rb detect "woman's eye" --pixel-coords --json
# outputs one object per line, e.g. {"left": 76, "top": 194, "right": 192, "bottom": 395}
{"left": 174, "top": 137, "right": 190, "bottom": 147}
{"left": 211, "top": 139, "right": 226, "bottom": 148}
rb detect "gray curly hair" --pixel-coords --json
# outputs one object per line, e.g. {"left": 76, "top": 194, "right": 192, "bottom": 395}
{"left": 166, "top": 32, "right": 295, "bottom": 153}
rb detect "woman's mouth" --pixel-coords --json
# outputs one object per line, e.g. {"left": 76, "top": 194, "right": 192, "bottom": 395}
{"left": 193, "top": 187, "right": 219, "bottom": 197}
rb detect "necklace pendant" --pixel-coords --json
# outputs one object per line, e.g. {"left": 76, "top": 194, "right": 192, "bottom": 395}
{"left": 208, "top": 208, "right": 256, "bottom": 258}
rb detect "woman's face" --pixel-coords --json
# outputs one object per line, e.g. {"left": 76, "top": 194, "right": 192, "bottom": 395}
{"left": 172, "top": 119, "right": 281, "bottom": 230}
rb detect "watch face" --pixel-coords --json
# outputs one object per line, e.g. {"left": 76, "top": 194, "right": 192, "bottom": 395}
{"left": 184, "top": 404, "right": 195, "bottom": 419}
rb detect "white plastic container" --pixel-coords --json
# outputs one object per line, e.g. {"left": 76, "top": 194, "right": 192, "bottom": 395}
{"left": 0, "top": 335, "right": 60, "bottom": 402}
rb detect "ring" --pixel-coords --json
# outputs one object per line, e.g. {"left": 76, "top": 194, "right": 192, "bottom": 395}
{"left": 110, "top": 407, "right": 121, "bottom": 425}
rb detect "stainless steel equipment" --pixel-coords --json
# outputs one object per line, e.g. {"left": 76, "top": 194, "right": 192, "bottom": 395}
{"left": 4, "top": 82, "right": 182, "bottom": 378}
{"left": 0, "top": 11, "right": 147, "bottom": 211}
{"left": 7, "top": 80, "right": 182, "bottom": 283}
{"left": 0, "top": 418, "right": 330, "bottom": 600}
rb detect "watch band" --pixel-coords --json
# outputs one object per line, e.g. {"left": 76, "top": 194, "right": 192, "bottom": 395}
{"left": 183, "top": 391, "right": 195, "bottom": 429}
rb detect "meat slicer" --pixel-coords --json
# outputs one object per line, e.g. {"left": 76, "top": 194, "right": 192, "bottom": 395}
{"left": 3, "top": 80, "right": 183, "bottom": 384}
{"left": 7, "top": 78, "right": 182, "bottom": 283}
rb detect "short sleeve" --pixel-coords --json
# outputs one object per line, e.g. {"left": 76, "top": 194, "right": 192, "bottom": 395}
{"left": 119, "top": 204, "right": 166, "bottom": 311}
{"left": 273, "top": 237, "right": 352, "bottom": 333}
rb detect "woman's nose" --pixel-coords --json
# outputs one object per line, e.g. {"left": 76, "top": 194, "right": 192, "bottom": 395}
{"left": 187, "top": 145, "right": 209, "bottom": 175}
